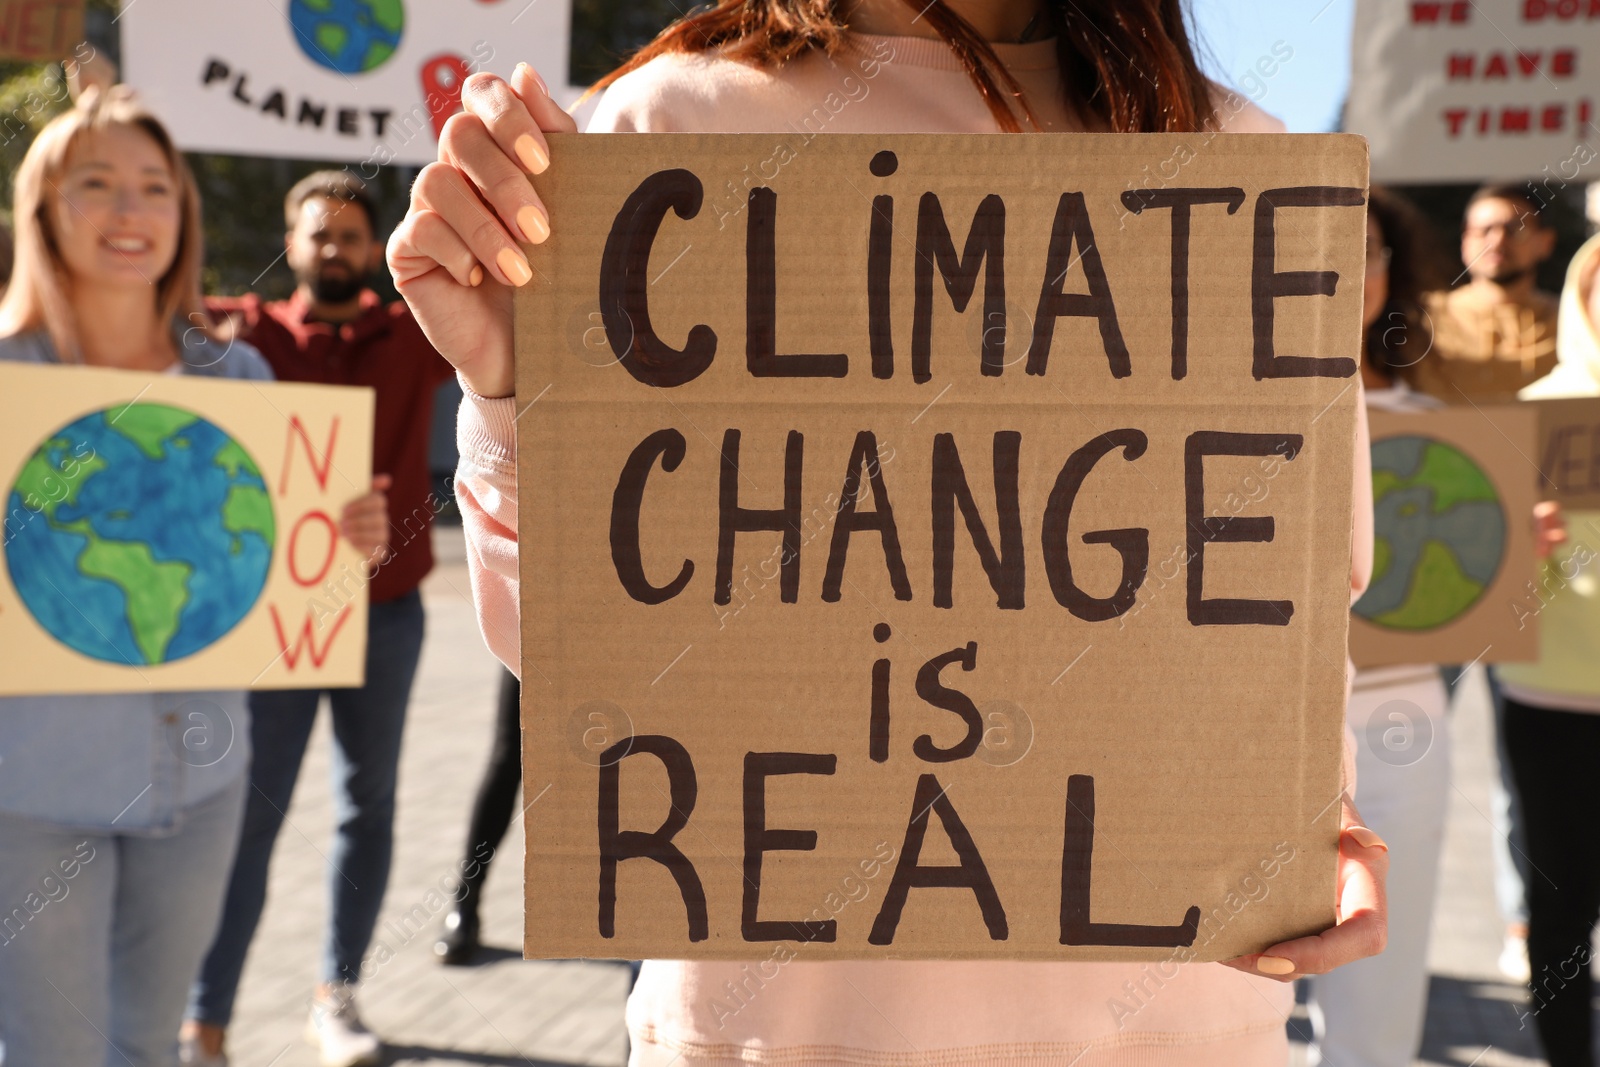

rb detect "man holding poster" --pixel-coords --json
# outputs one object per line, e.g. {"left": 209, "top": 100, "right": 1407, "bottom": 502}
{"left": 186, "top": 171, "right": 452, "bottom": 1067}
{"left": 389, "top": 3, "right": 1390, "bottom": 1066}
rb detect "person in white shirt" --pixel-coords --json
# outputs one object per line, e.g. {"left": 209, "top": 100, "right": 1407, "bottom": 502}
{"left": 1308, "top": 186, "right": 1452, "bottom": 1067}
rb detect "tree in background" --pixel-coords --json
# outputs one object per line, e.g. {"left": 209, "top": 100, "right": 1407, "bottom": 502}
{"left": 569, "top": 0, "right": 685, "bottom": 87}
{"left": 0, "top": 60, "right": 76, "bottom": 203}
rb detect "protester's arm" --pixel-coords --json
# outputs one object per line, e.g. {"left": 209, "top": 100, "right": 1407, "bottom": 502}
{"left": 341, "top": 474, "right": 392, "bottom": 575}
{"left": 1341, "top": 391, "right": 1373, "bottom": 796}
{"left": 1534, "top": 500, "right": 1567, "bottom": 559}
{"left": 389, "top": 63, "right": 572, "bottom": 668}
{"left": 387, "top": 64, "right": 575, "bottom": 399}
{"left": 203, "top": 293, "right": 261, "bottom": 331}
{"left": 1350, "top": 393, "right": 1374, "bottom": 604}
{"left": 454, "top": 380, "right": 521, "bottom": 675}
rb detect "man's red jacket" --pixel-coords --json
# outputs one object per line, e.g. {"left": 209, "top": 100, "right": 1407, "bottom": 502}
{"left": 209, "top": 290, "right": 455, "bottom": 604}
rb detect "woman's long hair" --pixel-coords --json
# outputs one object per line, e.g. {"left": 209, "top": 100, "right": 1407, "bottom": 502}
{"left": 588, "top": 0, "right": 1215, "bottom": 134}
{"left": 1366, "top": 186, "right": 1450, "bottom": 383}
{"left": 0, "top": 87, "right": 209, "bottom": 360}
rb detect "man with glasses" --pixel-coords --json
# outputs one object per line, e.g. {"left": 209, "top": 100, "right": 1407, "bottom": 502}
{"left": 1409, "top": 183, "right": 1559, "bottom": 404}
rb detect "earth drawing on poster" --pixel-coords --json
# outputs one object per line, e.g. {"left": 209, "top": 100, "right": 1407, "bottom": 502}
{"left": 288, "top": 0, "right": 404, "bottom": 74}
{"left": 5, "top": 403, "right": 276, "bottom": 667}
{"left": 1354, "top": 434, "right": 1506, "bottom": 631}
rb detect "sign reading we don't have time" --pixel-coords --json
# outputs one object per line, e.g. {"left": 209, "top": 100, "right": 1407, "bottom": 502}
{"left": 516, "top": 134, "right": 1368, "bottom": 962}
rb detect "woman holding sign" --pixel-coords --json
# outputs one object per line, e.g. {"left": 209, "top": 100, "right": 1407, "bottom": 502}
{"left": 390, "top": 2, "right": 1389, "bottom": 1065}
{"left": 0, "top": 88, "right": 388, "bottom": 1067}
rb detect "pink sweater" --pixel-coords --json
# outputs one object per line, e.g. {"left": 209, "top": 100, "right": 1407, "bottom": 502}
{"left": 455, "top": 33, "right": 1373, "bottom": 1067}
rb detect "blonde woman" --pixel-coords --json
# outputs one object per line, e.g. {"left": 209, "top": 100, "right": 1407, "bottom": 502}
{"left": 0, "top": 88, "right": 385, "bottom": 1067}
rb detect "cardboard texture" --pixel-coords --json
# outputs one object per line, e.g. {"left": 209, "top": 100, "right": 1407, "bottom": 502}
{"left": 0, "top": 0, "right": 81, "bottom": 63}
{"left": 0, "top": 363, "right": 373, "bottom": 694}
{"left": 516, "top": 133, "right": 1367, "bottom": 961}
{"left": 1531, "top": 397, "right": 1600, "bottom": 510}
{"left": 1350, "top": 406, "right": 1538, "bottom": 668}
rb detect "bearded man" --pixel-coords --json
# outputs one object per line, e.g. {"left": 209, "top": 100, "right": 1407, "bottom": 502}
{"left": 1408, "top": 183, "right": 1560, "bottom": 404}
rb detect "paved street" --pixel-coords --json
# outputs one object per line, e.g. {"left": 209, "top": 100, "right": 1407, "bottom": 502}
{"left": 222, "top": 526, "right": 630, "bottom": 1067}
{"left": 221, "top": 525, "right": 1552, "bottom": 1067}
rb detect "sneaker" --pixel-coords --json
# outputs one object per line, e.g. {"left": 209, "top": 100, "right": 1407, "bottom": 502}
{"left": 304, "top": 983, "right": 382, "bottom": 1067}
{"left": 178, "top": 1032, "right": 228, "bottom": 1067}
{"left": 1499, "top": 932, "right": 1531, "bottom": 983}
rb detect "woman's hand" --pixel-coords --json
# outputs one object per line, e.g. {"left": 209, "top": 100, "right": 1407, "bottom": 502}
{"left": 341, "top": 474, "right": 392, "bottom": 576}
{"left": 1222, "top": 796, "right": 1388, "bottom": 981}
{"left": 387, "top": 63, "right": 577, "bottom": 399}
{"left": 1534, "top": 500, "right": 1567, "bottom": 560}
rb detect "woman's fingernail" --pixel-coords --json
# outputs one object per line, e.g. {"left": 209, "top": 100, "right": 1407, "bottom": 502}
{"left": 468, "top": 263, "right": 484, "bottom": 287}
{"left": 513, "top": 60, "right": 548, "bottom": 96}
{"left": 1346, "top": 826, "right": 1389, "bottom": 852}
{"left": 497, "top": 247, "right": 533, "bottom": 287}
{"left": 1256, "top": 956, "right": 1296, "bottom": 975}
{"left": 517, "top": 203, "right": 550, "bottom": 243}
{"left": 514, "top": 132, "right": 548, "bottom": 173}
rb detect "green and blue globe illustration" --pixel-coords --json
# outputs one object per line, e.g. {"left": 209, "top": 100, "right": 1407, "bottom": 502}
{"left": 289, "top": 0, "right": 404, "bottom": 74}
{"left": 1354, "top": 435, "right": 1506, "bottom": 631}
{"left": 5, "top": 403, "right": 275, "bottom": 666}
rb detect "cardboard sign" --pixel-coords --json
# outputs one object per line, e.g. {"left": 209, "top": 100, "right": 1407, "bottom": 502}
{"left": 0, "top": 363, "right": 373, "bottom": 695}
{"left": 0, "top": 0, "right": 82, "bottom": 62}
{"left": 121, "top": 0, "right": 570, "bottom": 167}
{"left": 1350, "top": 406, "right": 1538, "bottom": 668}
{"left": 515, "top": 133, "right": 1367, "bottom": 961}
{"left": 1531, "top": 397, "right": 1600, "bottom": 508}
{"left": 1344, "top": 0, "right": 1599, "bottom": 183}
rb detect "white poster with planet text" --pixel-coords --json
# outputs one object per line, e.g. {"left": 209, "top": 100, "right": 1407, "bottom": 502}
{"left": 121, "top": 0, "right": 568, "bottom": 167}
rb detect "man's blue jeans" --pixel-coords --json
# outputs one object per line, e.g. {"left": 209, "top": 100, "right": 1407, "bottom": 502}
{"left": 188, "top": 590, "right": 425, "bottom": 1026}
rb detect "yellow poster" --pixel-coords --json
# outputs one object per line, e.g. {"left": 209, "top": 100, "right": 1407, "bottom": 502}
{"left": 0, "top": 362, "right": 373, "bottom": 695}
